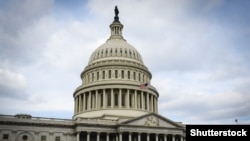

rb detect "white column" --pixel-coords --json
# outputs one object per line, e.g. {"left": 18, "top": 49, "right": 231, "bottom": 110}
{"left": 138, "top": 133, "right": 141, "bottom": 141}
{"left": 65, "top": 133, "right": 69, "bottom": 141}
{"left": 83, "top": 93, "right": 86, "bottom": 111}
{"left": 106, "top": 133, "right": 109, "bottom": 141}
{"left": 88, "top": 93, "right": 91, "bottom": 110}
{"left": 147, "top": 92, "right": 150, "bottom": 111}
{"left": 103, "top": 89, "right": 106, "bottom": 108}
{"left": 95, "top": 90, "right": 98, "bottom": 109}
{"left": 81, "top": 94, "right": 83, "bottom": 112}
{"left": 76, "top": 96, "right": 79, "bottom": 113}
{"left": 164, "top": 134, "right": 167, "bottom": 141}
{"left": 129, "top": 133, "right": 131, "bottom": 141}
{"left": 147, "top": 134, "right": 149, "bottom": 141}
{"left": 79, "top": 95, "right": 82, "bottom": 112}
{"left": 119, "top": 133, "right": 123, "bottom": 141}
{"left": 87, "top": 132, "right": 90, "bottom": 141}
{"left": 92, "top": 93, "right": 95, "bottom": 109}
{"left": 97, "top": 133, "right": 100, "bottom": 141}
{"left": 150, "top": 95, "right": 154, "bottom": 112}
{"left": 33, "top": 132, "right": 39, "bottom": 141}
{"left": 155, "top": 134, "right": 158, "bottom": 141}
{"left": 111, "top": 89, "right": 114, "bottom": 108}
{"left": 74, "top": 97, "right": 77, "bottom": 114}
{"left": 172, "top": 135, "right": 175, "bottom": 141}
{"left": 126, "top": 89, "right": 130, "bottom": 108}
{"left": 134, "top": 90, "right": 137, "bottom": 109}
{"left": 49, "top": 133, "right": 53, "bottom": 141}
{"left": 156, "top": 97, "right": 158, "bottom": 113}
{"left": 141, "top": 93, "right": 144, "bottom": 110}
{"left": 119, "top": 89, "right": 122, "bottom": 108}
{"left": 76, "top": 133, "right": 80, "bottom": 141}
{"left": 180, "top": 135, "right": 183, "bottom": 141}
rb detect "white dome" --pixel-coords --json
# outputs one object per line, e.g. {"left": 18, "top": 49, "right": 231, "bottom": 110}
{"left": 73, "top": 11, "right": 158, "bottom": 120}
{"left": 88, "top": 38, "right": 144, "bottom": 65}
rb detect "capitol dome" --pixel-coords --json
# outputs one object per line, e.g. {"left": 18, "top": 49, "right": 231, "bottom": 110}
{"left": 88, "top": 25, "right": 144, "bottom": 65}
{"left": 73, "top": 8, "right": 159, "bottom": 120}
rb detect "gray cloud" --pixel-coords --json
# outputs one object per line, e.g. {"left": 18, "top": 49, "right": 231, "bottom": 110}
{"left": 0, "top": 0, "right": 249, "bottom": 124}
{"left": 0, "top": 68, "right": 29, "bottom": 100}
{"left": 0, "top": 0, "right": 53, "bottom": 65}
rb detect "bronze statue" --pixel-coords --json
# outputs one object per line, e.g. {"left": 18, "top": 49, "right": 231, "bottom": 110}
{"left": 115, "top": 6, "right": 119, "bottom": 17}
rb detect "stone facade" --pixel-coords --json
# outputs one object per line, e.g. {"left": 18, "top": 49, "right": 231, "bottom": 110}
{"left": 0, "top": 7, "right": 185, "bottom": 141}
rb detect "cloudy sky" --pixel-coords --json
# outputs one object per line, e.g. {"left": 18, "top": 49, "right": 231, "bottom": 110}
{"left": 0, "top": 0, "right": 249, "bottom": 124}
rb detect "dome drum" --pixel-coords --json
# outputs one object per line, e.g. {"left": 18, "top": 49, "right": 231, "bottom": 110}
{"left": 80, "top": 66, "right": 152, "bottom": 86}
{"left": 73, "top": 86, "right": 158, "bottom": 119}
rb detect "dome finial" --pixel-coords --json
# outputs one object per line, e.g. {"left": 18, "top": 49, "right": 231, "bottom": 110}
{"left": 114, "top": 5, "right": 119, "bottom": 22}
{"left": 108, "top": 5, "right": 124, "bottom": 40}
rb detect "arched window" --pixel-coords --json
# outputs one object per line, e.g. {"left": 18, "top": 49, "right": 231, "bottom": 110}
{"left": 109, "top": 70, "right": 111, "bottom": 78}
{"left": 23, "top": 135, "right": 28, "bottom": 140}
{"left": 97, "top": 71, "right": 99, "bottom": 80}
{"left": 115, "top": 70, "right": 118, "bottom": 78}
{"left": 139, "top": 73, "right": 141, "bottom": 81}
{"left": 121, "top": 70, "right": 124, "bottom": 79}
{"left": 133, "top": 71, "right": 136, "bottom": 80}
{"left": 102, "top": 71, "right": 105, "bottom": 79}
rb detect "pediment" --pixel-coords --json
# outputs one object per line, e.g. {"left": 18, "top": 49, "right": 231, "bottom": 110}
{"left": 121, "top": 113, "right": 184, "bottom": 128}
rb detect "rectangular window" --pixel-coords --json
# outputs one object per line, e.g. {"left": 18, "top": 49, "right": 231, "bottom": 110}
{"left": 128, "top": 71, "right": 130, "bottom": 79}
{"left": 85, "top": 94, "right": 88, "bottom": 110}
{"left": 139, "top": 94, "right": 142, "bottom": 109}
{"left": 3, "top": 134, "right": 8, "bottom": 139}
{"left": 100, "top": 93, "right": 103, "bottom": 107}
{"left": 129, "top": 93, "right": 133, "bottom": 107}
{"left": 107, "top": 93, "right": 111, "bottom": 106}
{"left": 55, "top": 136, "right": 60, "bottom": 141}
{"left": 41, "top": 136, "right": 46, "bottom": 141}
{"left": 133, "top": 72, "right": 136, "bottom": 80}
{"left": 122, "top": 93, "right": 126, "bottom": 106}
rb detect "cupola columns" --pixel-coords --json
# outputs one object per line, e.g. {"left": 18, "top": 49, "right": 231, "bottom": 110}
{"left": 109, "top": 6, "right": 124, "bottom": 40}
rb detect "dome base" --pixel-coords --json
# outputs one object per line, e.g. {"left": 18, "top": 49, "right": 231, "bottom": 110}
{"left": 73, "top": 109, "right": 150, "bottom": 120}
